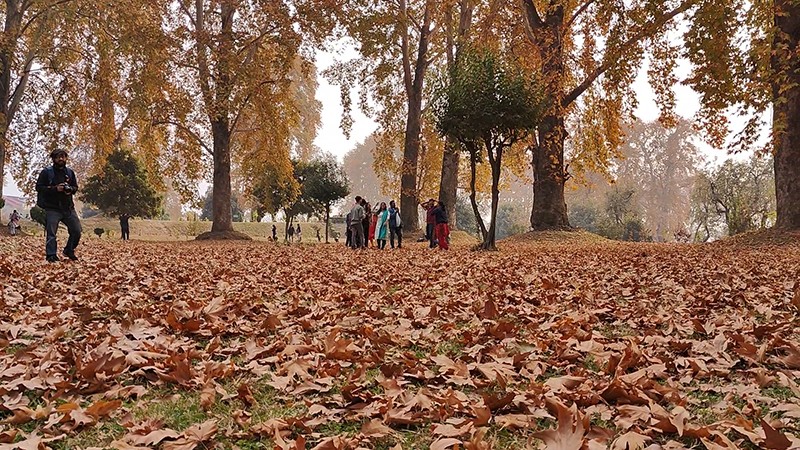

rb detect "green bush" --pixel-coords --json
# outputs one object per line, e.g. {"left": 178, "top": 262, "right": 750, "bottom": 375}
{"left": 30, "top": 206, "right": 46, "bottom": 227}
{"left": 0, "top": 197, "right": 5, "bottom": 210}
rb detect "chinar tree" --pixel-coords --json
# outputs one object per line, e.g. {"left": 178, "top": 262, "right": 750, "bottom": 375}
{"left": 434, "top": 46, "right": 544, "bottom": 250}
{"left": 517, "top": 0, "right": 698, "bottom": 230}
{"left": 159, "top": 0, "right": 335, "bottom": 240}
{"left": 682, "top": 0, "right": 800, "bottom": 230}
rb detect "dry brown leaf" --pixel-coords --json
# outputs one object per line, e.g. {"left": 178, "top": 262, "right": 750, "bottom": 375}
{"left": 611, "top": 431, "right": 650, "bottom": 450}
{"left": 429, "top": 437, "right": 463, "bottom": 450}
{"left": 532, "top": 400, "right": 586, "bottom": 450}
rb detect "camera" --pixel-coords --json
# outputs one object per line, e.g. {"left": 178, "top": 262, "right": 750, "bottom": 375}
{"left": 62, "top": 183, "right": 75, "bottom": 194}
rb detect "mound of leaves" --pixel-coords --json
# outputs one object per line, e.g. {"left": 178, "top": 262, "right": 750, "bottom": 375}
{"left": 1, "top": 237, "right": 798, "bottom": 449}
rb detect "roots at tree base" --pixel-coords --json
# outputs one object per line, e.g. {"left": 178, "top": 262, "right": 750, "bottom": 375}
{"left": 195, "top": 230, "right": 252, "bottom": 241}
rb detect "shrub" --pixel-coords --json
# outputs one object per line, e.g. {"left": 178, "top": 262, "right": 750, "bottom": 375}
{"left": 30, "top": 206, "right": 46, "bottom": 227}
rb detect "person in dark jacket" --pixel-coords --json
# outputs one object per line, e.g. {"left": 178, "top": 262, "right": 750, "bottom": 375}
{"left": 432, "top": 200, "right": 450, "bottom": 250}
{"left": 35, "top": 149, "right": 82, "bottom": 262}
{"left": 119, "top": 214, "right": 131, "bottom": 240}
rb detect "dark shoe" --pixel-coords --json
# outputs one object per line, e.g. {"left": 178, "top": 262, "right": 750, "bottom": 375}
{"left": 62, "top": 250, "right": 78, "bottom": 261}
{"left": 46, "top": 255, "right": 60, "bottom": 263}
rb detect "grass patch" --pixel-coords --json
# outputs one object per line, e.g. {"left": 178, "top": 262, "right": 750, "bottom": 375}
{"left": 762, "top": 385, "right": 796, "bottom": 401}
{"left": 50, "top": 420, "right": 126, "bottom": 449}
{"left": 137, "top": 392, "right": 208, "bottom": 431}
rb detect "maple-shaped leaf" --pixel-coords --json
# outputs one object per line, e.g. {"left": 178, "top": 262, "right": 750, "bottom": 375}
{"left": 611, "top": 431, "right": 650, "bottom": 450}
{"left": 237, "top": 382, "right": 256, "bottom": 406}
{"left": 0, "top": 430, "right": 18, "bottom": 444}
{"left": 432, "top": 422, "right": 473, "bottom": 437}
{"left": 760, "top": 419, "right": 792, "bottom": 449}
{"left": 85, "top": 399, "right": 121, "bottom": 419}
{"left": 532, "top": 400, "right": 586, "bottom": 450}
{"left": 360, "top": 419, "right": 394, "bottom": 438}
{"left": 430, "top": 437, "right": 463, "bottom": 450}
{"left": 125, "top": 428, "right": 181, "bottom": 446}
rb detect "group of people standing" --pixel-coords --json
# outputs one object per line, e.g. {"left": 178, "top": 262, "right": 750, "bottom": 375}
{"left": 345, "top": 196, "right": 450, "bottom": 250}
{"left": 346, "top": 196, "right": 403, "bottom": 249}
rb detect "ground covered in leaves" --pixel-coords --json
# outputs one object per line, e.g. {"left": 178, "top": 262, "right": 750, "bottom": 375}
{"left": 0, "top": 234, "right": 799, "bottom": 450}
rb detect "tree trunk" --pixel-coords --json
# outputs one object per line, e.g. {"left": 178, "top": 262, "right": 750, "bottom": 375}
{"left": 468, "top": 148, "right": 487, "bottom": 241}
{"left": 325, "top": 204, "right": 330, "bottom": 243}
{"left": 210, "top": 120, "right": 233, "bottom": 232}
{"left": 0, "top": 0, "right": 24, "bottom": 198}
{"left": 400, "top": 92, "right": 423, "bottom": 232}
{"left": 438, "top": 139, "right": 459, "bottom": 230}
{"left": 482, "top": 147, "right": 502, "bottom": 251}
{"left": 773, "top": 0, "right": 800, "bottom": 230}
{"left": 437, "top": 0, "right": 473, "bottom": 231}
{"left": 531, "top": 114, "right": 571, "bottom": 229}
{"left": 398, "top": 0, "right": 432, "bottom": 233}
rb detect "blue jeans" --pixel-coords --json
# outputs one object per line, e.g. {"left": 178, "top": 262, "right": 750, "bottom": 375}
{"left": 45, "top": 209, "right": 82, "bottom": 257}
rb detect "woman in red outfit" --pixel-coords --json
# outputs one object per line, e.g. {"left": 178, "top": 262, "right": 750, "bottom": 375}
{"left": 431, "top": 201, "right": 450, "bottom": 250}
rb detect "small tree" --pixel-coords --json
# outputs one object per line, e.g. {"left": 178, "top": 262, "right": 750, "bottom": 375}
{"left": 692, "top": 157, "right": 776, "bottom": 237}
{"left": 30, "top": 206, "right": 46, "bottom": 227}
{"left": 434, "top": 47, "right": 545, "bottom": 250}
{"left": 81, "top": 148, "right": 162, "bottom": 220}
{"left": 303, "top": 156, "right": 350, "bottom": 243}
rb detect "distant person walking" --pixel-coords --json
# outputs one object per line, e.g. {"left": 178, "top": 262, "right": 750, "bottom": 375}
{"left": 287, "top": 223, "right": 295, "bottom": 242}
{"left": 349, "top": 196, "right": 366, "bottom": 249}
{"left": 432, "top": 200, "right": 450, "bottom": 250}
{"left": 36, "top": 149, "right": 82, "bottom": 262}
{"left": 374, "top": 202, "right": 389, "bottom": 249}
{"left": 119, "top": 213, "right": 131, "bottom": 240}
{"left": 271, "top": 224, "right": 277, "bottom": 241}
{"left": 388, "top": 200, "right": 402, "bottom": 249}
{"left": 8, "top": 210, "right": 20, "bottom": 236}
{"left": 316, "top": 228, "right": 321, "bottom": 242}
{"left": 296, "top": 223, "right": 302, "bottom": 242}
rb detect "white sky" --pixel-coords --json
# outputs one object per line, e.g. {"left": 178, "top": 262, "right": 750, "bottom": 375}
{"left": 2, "top": 50, "right": 757, "bottom": 198}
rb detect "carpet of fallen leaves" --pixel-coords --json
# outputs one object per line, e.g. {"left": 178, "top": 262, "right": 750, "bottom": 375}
{"left": 1, "top": 234, "right": 799, "bottom": 450}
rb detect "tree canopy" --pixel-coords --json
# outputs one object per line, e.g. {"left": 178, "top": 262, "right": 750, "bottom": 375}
{"left": 80, "top": 148, "right": 162, "bottom": 218}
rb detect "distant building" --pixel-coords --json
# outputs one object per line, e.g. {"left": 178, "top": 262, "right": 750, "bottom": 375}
{"left": 1, "top": 196, "right": 30, "bottom": 222}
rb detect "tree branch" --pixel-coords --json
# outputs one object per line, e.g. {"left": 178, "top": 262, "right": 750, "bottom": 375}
{"left": 230, "top": 79, "right": 279, "bottom": 133}
{"left": 562, "top": 0, "right": 697, "bottom": 107}
{"left": 566, "top": 0, "right": 597, "bottom": 29}
{"left": 520, "top": 0, "right": 545, "bottom": 43}
{"left": 152, "top": 119, "right": 213, "bottom": 157}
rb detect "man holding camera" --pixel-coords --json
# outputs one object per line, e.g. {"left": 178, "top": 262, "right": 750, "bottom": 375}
{"left": 36, "top": 149, "right": 82, "bottom": 262}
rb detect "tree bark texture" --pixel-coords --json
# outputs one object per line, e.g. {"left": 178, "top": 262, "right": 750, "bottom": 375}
{"left": 211, "top": 120, "right": 233, "bottom": 233}
{"left": 523, "top": 4, "right": 571, "bottom": 230}
{"left": 399, "top": 0, "right": 432, "bottom": 232}
{"left": 773, "top": 0, "right": 800, "bottom": 229}
{"left": 438, "top": 140, "right": 459, "bottom": 229}
{"left": 0, "top": 0, "right": 23, "bottom": 198}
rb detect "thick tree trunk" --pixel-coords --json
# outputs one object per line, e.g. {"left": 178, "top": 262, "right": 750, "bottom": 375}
{"left": 438, "top": 140, "right": 459, "bottom": 230}
{"left": 0, "top": 0, "right": 23, "bottom": 198}
{"left": 210, "top": 120, "right": 233, "bottom": 233}
{"left": 400, "top": 93, "right": 423, "bottom": 232}
{"left": 773, "top": 0, "right": 800, "bottom": 230}
{"left": 531, "top": 115, "right": 571, "bottom": 229}
{"left": 398, "top": 0, "right": 432, "bottom": 233}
